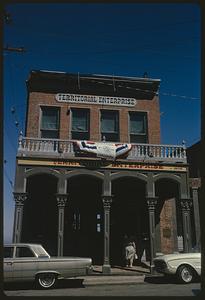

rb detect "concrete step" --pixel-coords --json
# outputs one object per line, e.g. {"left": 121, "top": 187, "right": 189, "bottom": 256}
{"left": 91, "top": 264, "right": 150, "bottom": 276}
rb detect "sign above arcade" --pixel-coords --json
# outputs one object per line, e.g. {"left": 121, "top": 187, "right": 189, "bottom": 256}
{"left": 55, "top": 93, "right": 137, "bottom": 107}
{"left": 18, "top": 158, "right": 187, "bottom": 172}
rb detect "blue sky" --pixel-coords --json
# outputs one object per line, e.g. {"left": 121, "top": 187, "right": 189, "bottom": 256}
{"left": 3, "top": 3, "right": 201, "bottom": 243}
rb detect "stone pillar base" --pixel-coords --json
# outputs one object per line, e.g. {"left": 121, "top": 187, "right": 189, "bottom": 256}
{"left": 150, "top": 264, "right": 157, "bottom": 275}
{"left": 102, "top": 264, "right": 111, "bottom": 274}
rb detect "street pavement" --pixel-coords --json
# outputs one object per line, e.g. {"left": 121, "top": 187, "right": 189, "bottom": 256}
{"left": 3, "top": 264, "right": 202, "bottom": 297}
{"left": 3, "top": 280, "right": 201, "bottom": 297}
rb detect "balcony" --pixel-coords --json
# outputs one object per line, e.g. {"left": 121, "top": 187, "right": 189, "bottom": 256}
{"left": 17, "top": 135, "right": 187, "bottom": 164}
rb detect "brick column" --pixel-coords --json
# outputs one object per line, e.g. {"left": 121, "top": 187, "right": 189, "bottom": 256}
{"left": 56, "top": 194, "right": 68, "bottom": 256}
{"left": 180, "top": 198, "right": 192, "bottom": 252}
{"left": 13, "top": 192, "right": 27, "bottom": 243}
{"left": 102, "top": 195, "right": 112, "bottom": 274}
{"left": 190, "top": 178, "right": 201, "bottom": 251}
{"left": 146, "top": 197, "right": 158, "bottom": 273}
{"left": 192, "top": 188, "right": 201, "bottom": 251}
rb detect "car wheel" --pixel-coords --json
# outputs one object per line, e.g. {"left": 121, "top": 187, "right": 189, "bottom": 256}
{"left": 177, "top": 265, "right": 195, "bottom": 284}
{"left": 37, "top": 273, "right": 57, "bottom": 289}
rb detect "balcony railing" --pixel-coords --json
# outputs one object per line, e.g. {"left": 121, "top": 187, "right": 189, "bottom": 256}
{"left": 17, "top": 136, "right": 187, "bottom": 163}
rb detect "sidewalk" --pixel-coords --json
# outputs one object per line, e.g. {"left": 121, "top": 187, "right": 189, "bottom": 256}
{"left": 83, "top": 275, "right": 146, "bottom": 286}
{"left": 83, "top": 263, "right": 150, "bottom": 286}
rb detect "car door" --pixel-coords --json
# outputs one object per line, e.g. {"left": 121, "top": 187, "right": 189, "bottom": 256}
{"left": 12, "top": 246, "right": 38, "bottom": 282}
{"left": 4, "top": 246, "right": 14, "bottom": 282}
{"left": 190, "top": 254, "right": 201, "bottom": 275}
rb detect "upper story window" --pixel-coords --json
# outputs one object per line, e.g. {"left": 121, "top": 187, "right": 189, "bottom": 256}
{"left": 71, "top": 108, "right": 90, "bottom": 140}
{"left": 129, "top": 112, "right": 148, "bottom": 143}
{"left": 101, "top": 110, "right": 119, "bottom": 142}
{"left": 40, "top": 106, "right": 59, "bottom": 139}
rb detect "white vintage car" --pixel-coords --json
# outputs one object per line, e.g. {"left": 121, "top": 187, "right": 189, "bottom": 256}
{"left": 153, "top": 252, "right": 201, "bottom": 283}
{"left": 4, "top": 243, "right": 93, "bottom": 289}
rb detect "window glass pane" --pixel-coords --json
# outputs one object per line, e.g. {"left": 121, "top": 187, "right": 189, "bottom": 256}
{"left": 41, "top": 130, "right": 59, "bottom": 139}
{"left": 16, "top": 247, "right": 35, "bottom": 258}
{"left": 41, "top": 107, "right": 59, "bottom": 130}
{"left": 101, "top": 111, "right": 118, "bottom": 133}
{"left": 130, "top": 113, "right": 146, "bottom": 134}
{"left": 72, "top": 109, "right": 88, "bottom": 132}
{"left": 101, "top": 133, "right": 119, "bottom": 142}
{"left": 72, "top": 131, "right": 89, "bottom": 140}
{"left": 4, "top": 247, "right": 14, "bottom": 258}
{"left": 130, "top": 134, "right": 147, "bottom": 143}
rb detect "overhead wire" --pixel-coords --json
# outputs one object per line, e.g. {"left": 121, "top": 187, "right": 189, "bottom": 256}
{"left": 25, "top": 35, "right": 199, "bottom": 59}
{"left": 5, "top": 48, "right": 200, "bottom": 102}
{"left": 74, "top": 77, "right": 200, "bottom": 100}
{"left": 7, "top": 13, "right": 199, "bottom": 59}
{"left": 9, "top": 17, "right": 200, "bottom": 40}
{"left": 4, "top": 18, "right": 200, "bottom": 143}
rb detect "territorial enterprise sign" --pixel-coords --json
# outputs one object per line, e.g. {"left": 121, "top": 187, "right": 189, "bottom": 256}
{"left": 55, "top": 93, "right": 137, "bottom": 107}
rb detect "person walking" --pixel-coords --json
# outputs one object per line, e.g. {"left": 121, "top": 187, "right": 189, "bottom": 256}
{"left": 125, "top": 241, "right": 136, "bottom": 267}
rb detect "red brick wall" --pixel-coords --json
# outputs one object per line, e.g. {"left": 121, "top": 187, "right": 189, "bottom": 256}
{"left": 26, "top": 92, "right": 161, "bottom": 143}
{"left": 160, "top": 198, "right": 178, "bottom": 254}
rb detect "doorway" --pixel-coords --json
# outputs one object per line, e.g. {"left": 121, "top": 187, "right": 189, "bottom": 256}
{"left": 111, "top": 177, "right": 148, "bottom": 266}
{"left": 64, "top": 175, "right": 104, "bottom": 264}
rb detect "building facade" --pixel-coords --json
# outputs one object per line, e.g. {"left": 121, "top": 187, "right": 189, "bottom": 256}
{"left": 187, "top": 141, "right": 201, "bottom": 251}
{"left": 13, "top": 70, "right": 193, "bottom": 273}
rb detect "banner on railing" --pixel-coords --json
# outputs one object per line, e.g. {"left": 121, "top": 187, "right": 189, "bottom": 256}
{"left": 74, "top": 140, "right": 132, "bottom": 160}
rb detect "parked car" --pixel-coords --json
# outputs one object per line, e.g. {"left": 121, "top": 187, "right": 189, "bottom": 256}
{"left": 4, "top": 243, "right": 93, "bottom": 289}
{"left": 153, "top": 252, "right": 201, "bottom": 283}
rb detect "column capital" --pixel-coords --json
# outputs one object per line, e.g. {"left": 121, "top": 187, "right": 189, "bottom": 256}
{"left": 56, "top": 193, "right": 68, "bottom": 207}
{"left": 102, "top": 195, "right": 113, "bottom": 208}
{"left": 146, "top": 197, "right": 158, "bottom": 210}
{"left": 180, "top": 198, "right": 192, "bottom": 210}
{"left": 13, "top": 192, "right": 28, "bottom": 206}
{"left": 189, "top": 178, "right": 201, "bottom": 189}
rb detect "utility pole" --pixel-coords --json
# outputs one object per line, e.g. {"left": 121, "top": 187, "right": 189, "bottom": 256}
{"left": 4, "top": 10, "right": 12, "bottom": 24}
{"left": 3, "top": 46, "right": 26, "bottom": 53}
{"left": 4, "top": 10, "right": 26, "bottom": 53}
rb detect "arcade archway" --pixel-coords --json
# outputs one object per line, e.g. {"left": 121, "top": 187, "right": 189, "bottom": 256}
{"left": 64, "top": 175, "right": 104, "bottom": 264}
{"left": 22, "top": 174, "right": 58, "bottom": 255}
{"left": 111, "top": 177, "right": 148, "bottom": 266}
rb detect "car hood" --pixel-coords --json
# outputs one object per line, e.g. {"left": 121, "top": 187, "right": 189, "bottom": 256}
{"left": 154, "top": 252, "right": 201, "bottom": 262}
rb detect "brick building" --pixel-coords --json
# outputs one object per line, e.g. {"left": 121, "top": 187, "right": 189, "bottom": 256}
{"left": 13, "top": 70, "right": 193, "bottom": 273}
